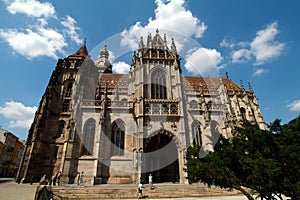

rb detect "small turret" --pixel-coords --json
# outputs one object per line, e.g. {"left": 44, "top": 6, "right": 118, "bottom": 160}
{"left": 163, "top": 34, "right": 168, "bottom": 50}
{"left": 171, "top": 38, "right": 177, "bottom": 55}
{"left": 139, "top": 36, "right": 144, "bottom": 49}
{"left": 240, "top": 80, "right": 245, "bottom": 91}
{"left": 95, "top": 45, "right": 112, "bottom": 73}
{"left": 152, "top": 29, "right": 166, "bottom": 49}
{"left": 248, "top": 82, "right": 254, "bottom": 94}
{"left": 100, "top": 44, "right": 109, "bottom": 59}
{"left": 147, "top": 33, "right": 152, "bottom": 48}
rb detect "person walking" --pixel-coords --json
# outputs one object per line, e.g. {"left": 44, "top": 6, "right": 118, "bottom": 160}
{"left": 51, "top": 173, "right": 58, "bottom": 186}
{"left": 76, "top": 172, "right": 80, "bottom": 185}
{"left": 149, "top": 173, "right": 153, "bottom": 189}
{"left": 78, "top": 171, "right": 84, "bottom": 186}
{"left": 57, "top": 172, "right": 62, "bottom": 185}
{"left": 137, "top": 182, "right": 143, "bottom": 199}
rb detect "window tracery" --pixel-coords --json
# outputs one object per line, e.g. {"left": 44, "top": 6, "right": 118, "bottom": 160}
{"left": 111, "top": 120, "right": 125, "bottom": 156}
{"left": 192, "top": 121, "right": 202, "bottom": 146}
{"left": 82, "top": 119, "right": 95, "bottom": 156}
{"left": 151, "top": 69, "right": 167, "bottom": 99}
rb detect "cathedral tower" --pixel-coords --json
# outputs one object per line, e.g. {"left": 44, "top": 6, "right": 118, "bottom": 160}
{"left": 17, "top": 30, "right": 266, "bottom": 185}
{"left": 16, "top": 43, "right": 96, "bottom": 183}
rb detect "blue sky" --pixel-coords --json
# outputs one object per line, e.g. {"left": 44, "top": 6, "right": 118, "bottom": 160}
{"left": 0, "top": 0, "right": 299, "bottom": 140}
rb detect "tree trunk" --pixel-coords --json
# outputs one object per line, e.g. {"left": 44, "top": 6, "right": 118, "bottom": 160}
{"left": 232, "top": 185, "right": 254, "bottom": 200}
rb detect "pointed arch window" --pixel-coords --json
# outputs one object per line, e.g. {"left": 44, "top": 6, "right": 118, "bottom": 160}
{"left": 240, "top": 107, "right": 246, "bottom": 120}
{"left": 82, "top": 119, "right": 96, "bottom": 156}
{"left": 151, "top": 69, "right": 167, "bottom": 99}
{"left": 192, "top": 121, "right": 202, "bottom": 146}
{"left": 210, "top": 120, "right": 220, "bottom": 142}
{"left": 111, "top": 121, "right": 125, "bottom": 156}
{"left": 57, "top": 121, "right": 65, "bottom": 138}
{"left": 62, "top": 100, "right": 70, "bottom": 112}
{"left": 65, "top": 83, "right": 73, "bottom": 97}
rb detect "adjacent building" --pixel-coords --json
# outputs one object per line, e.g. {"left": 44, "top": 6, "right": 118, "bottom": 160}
{"left": 0, "top": 127, "right": 25, "bottom": 177}
{"left": 16, "top": 31, "right": 266, "bottom": 185}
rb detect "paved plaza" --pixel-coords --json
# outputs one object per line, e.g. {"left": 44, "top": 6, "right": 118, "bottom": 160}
{"left": 0, "top": 178, "right": 37, "bottom": 200}
{"left": 1, "top": 178, "right": 292, "bottom": 200}
{"left": 0, "top": 178, "right": 249, "bottom": 200}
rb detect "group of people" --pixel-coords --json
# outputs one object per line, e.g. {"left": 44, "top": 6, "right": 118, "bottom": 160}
{"left": 50, "top": 171, "right": 62, "bottom": 186}
{"left": 137, "top": 173, "right": 154, "bottom": 199}
{"left": 50, "top": 170, "right": 153, "bottom": 198}
{"left": 50, "top": 171, "right": 84, "bottom": 187}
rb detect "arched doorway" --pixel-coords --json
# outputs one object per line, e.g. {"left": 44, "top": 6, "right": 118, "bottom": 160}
{"left": 142, "top": 131, "right": 179, "bottom": 183}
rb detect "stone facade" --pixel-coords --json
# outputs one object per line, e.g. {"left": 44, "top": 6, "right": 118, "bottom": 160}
{"left": 16, "top": 31, "right": 266, "bottom": 185}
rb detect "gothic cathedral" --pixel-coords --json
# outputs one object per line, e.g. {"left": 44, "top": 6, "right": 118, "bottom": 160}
{"left": 16, "top": 30, "right": 266, "bottom": 185}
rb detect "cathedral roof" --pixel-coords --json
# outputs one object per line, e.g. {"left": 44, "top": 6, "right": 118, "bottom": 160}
{"left": 98, "top": 74, "right": 242, "bottom": 92}
{"left": 69, "top": 43, "right": 89, "bottom": 58}
{"left": 184, "top": 76, "right": 242, "bottom": 91}
{"left": 98, "top": 74, "right": 129, "bottom": 88}
{"left": 221, "top": 77, "right": 242, "bottom": 91}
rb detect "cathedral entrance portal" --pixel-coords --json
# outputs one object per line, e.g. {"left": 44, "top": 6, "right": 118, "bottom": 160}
{"left": 142, "top": 131, "right": 179, "bottom": 183}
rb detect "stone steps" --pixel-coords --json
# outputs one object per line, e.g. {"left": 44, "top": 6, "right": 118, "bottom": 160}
{"left": 50, "top": 183, "right": 241, "bottom": 199}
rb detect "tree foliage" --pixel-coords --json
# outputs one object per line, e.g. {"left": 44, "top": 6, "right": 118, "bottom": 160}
{"left": 185, "top": 117, "right": 300, "bottom": 200}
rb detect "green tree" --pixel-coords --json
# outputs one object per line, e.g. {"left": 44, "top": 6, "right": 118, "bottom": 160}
{"left": 185, "top": 119, "right": 300, "bottom": 200}
{"left": 267, "top": 118, "right": 282, "bottom": 134}
{"left": 185, "top": 128, "right": 256, "bottom": 200}
{"left": 233, "top": 121, "right": 281, "bottom": 199}
{"left": 276, "top": 116, "right": 300, "bottom": 199}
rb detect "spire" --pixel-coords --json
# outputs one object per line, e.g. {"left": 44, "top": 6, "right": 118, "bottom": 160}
{"left": 171, "top": 38, "right": 177, "bottom": 54}
{"left": 70, "top": 42, "right": 89, "bottom": 58}
{"left": 240, "top": 80, "right": 245, "bottom": 90}
{"left": 163, "top": 33, "right": 167, "bottom": 50}
{"left": 100, "top": 44, "right": 109, "bottom": 59}
{"left": 96, "top": 45, "right": 112, "bottom": 74}
{"left": 248, "top": 82, "right": 254, "bottom": 94}
{"left": 139, "top": 36, "right": 144, "bottom": 49}
{"left": 147, "top": 33, "right": 152, "bottom": 48}
{"left": 151, "top": 29, "right": 165, "bottom": 49}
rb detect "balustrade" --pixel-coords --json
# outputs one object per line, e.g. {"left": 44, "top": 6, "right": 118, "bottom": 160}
{"left": 145, "top": 101, "right": 179, "bottom": 115}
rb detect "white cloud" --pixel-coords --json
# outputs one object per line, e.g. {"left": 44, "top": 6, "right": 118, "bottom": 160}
{"left": 237, "top": 41, "right": 249, "bottom": 48}
{"left": 223, "top": 21, "right": 285, "bottom": 67}
{"left": 113, "top": 61, "right": 131, "bottom": 74}
{"left": 1, "top": 0, "right": 83, "bottom": 60}
{"left": 6, "top": 0, "right": 56, "bottom": 18}
{"left": 61, "top": 15, "right": 82, "bottom": 45}
{"left": 121, "top": 0, "right": 207, "bottom": 50}
{"left": 108, "top": 50, "right": 116, "bottom": 63}
{"left": 0, "top": 101, "right": 37, "bottom": 128}
{"left": 185, "top": 47, "right": 223, "bottom": 75}
{"left": 147, "top": 0, "right": 207, "bottom": 38}
{"left": 119, "top": 0, "right": 220, "bottom": 75}
{"left": 232, "top": 49, "right": 251, "bottom": 63}
{"left": 220, "top": 38, "right": 235, "bottom": 49}
{"left": 121, "top": 22, "right": 146, "bottom": 50}
{"left": 0, "top": 27, "right": 67, "bottom": 59}
{"left": 287, "top": 100, "right": 300, "bottom": 112}
{"left": 251, "top": 21, "right": 285, "bottom": 65}
{"left": 252, "top": 68, "right": 267, "bottom": 76}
